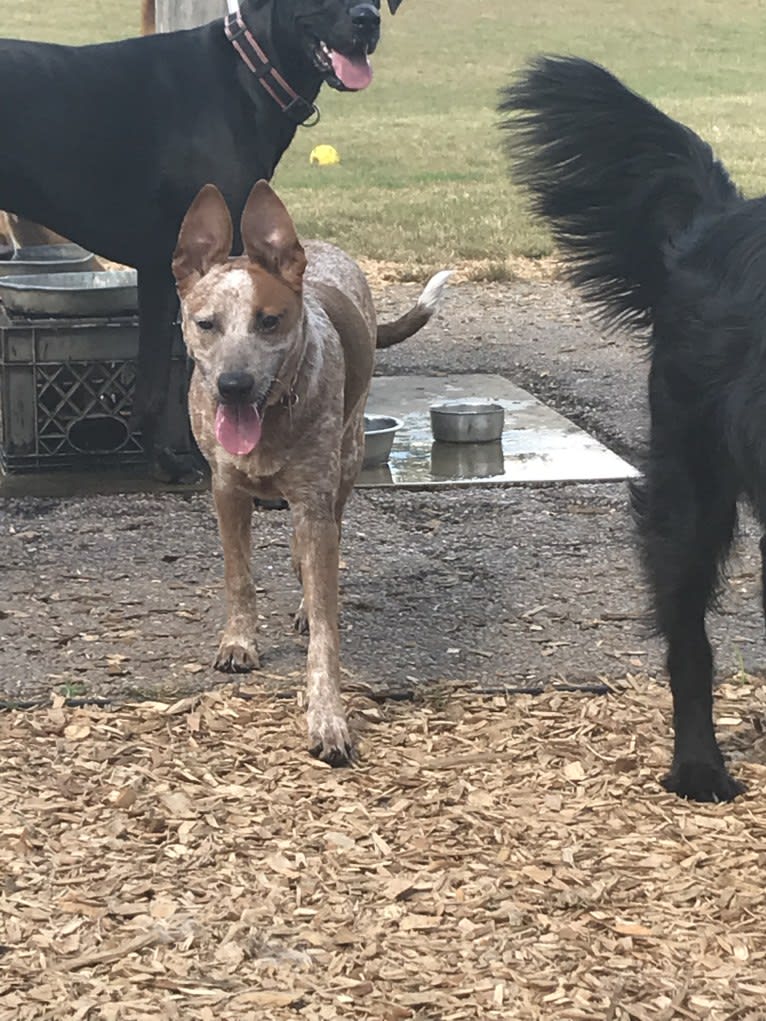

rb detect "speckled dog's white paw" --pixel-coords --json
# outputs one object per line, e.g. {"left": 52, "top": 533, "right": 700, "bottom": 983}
{"left": 307, "top": 706, "right": 354, "bottom": 767}
{"left": 214, "top": 634, "right": 261, "bottom": 673}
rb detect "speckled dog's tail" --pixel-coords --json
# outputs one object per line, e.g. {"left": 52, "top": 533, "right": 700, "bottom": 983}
{"left": 376, "top": 269, "right": 453, "bottom": 349}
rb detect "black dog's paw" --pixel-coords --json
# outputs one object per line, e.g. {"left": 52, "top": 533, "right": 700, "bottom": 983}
{"left": 661, "top": 761, "right": 745, "bottom": 802}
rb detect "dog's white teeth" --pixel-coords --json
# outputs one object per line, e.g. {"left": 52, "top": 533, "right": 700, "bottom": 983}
{"left": 313, "top": 41, "right": 333, "bottom": 71}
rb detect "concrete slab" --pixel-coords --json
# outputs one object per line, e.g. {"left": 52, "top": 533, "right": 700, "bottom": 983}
{"left": 357, "top": 374, "right": 639, "bottom": 488}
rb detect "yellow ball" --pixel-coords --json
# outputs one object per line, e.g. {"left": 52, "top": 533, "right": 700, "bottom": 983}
{"left": 310, "top": 144, "right": 341, "bottom": 167}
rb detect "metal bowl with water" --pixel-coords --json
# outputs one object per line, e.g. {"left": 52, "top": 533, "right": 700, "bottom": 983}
{"left": 363, "top": 415, "right": 401, "bottom": 468}
{"left": 430, "top": 400, "right": 505, "bottom": 443}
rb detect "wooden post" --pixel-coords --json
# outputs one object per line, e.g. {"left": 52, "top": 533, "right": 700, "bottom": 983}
{"left": 154, "top": 0, "right": 226, "bottom": 34}
{"left": 140, "top": 0, "right": 155, "bottom": 34}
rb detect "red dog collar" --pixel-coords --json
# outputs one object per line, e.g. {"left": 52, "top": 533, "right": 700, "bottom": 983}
{"left": 224, "top": 11, "right": 320, "bottom": 126}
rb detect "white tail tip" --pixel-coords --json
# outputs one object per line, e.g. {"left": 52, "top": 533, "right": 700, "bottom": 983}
{"left": 417, "top": 269, "right": 454, "bottom": 314}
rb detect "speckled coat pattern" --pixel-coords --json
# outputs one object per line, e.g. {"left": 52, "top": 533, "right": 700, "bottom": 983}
{"left": 172, "top": 182, "right": 421, "bottom": 765}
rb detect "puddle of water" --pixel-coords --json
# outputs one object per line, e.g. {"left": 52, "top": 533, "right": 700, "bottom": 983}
{"left": 0, "top": 374, "right": 638, "bottom": 497}
{"left": 357, "top": 374, "right": 639, "bottom": 488}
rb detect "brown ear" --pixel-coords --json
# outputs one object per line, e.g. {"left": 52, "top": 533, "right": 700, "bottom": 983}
{"left": 172, "top": 184, "right": 233, "bottom": 290}
{"left": 388, "top": 0, "right": 404, "bottom": 12}
{"left": 240, "top": 180, "right": 307, "bottom": 292}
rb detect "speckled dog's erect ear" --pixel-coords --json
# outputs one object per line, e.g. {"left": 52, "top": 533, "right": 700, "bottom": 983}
{"left": 240, "top": 179, "right": 307, "bottom": 292}
{"left": 387, "top": 0, "right": 404, "bottom": 12}
{"left": 172, "top": 184, "right": 233, "bottom": 290}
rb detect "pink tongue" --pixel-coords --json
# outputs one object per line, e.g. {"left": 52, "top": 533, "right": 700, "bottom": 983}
{"left": 330, "top": 50, "right": 373, "bottom": 90}
{"left": 215, "top": 404, "right": 262, "bottom": 456}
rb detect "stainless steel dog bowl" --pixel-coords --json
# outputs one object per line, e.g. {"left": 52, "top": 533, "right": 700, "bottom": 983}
{"left": 0, "top": 269, "right": 138, "bottom": 317}
{"left": 430, "top": 400, "right": 505, "bottom": 443}
{"left": 0, "top": 243, "right": 96, "bottom": 277}
{"left": 363, "top": 415, "right": 401, "bottom": 468}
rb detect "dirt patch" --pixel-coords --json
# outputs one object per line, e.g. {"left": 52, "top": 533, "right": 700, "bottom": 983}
{"left": 356, "top": 255, "right": 563, "bottom": 287}
{"left": 3, "top": 681, "right": 766, "bottom": 1020}
{"left": 1, "top": 278, "right": 764, "bottom": 706}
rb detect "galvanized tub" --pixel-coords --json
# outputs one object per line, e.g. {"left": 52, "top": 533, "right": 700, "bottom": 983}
{"left": 0, "top": 243, "right": 96, "bottom": 277}
{"left": 0, "top": 270, "right": 138, "bottom": 317}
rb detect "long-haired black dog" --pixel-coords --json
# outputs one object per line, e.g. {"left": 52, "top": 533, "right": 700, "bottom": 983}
{"left": 499, "top": 55, "right": 766, "bottom": 802}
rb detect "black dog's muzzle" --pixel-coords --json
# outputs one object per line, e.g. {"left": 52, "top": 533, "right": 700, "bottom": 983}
{"left": 350, "top": 3, "right": 380, "bottom": 47}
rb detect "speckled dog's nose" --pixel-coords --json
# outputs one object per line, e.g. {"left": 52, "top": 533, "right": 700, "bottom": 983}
{"left": 217, "top": 371, "right": 255, "bottom": 403}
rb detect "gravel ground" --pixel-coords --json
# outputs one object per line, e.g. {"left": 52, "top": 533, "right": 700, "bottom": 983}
{"left": 1, "top": 278, "right": 764, "bottom": 705}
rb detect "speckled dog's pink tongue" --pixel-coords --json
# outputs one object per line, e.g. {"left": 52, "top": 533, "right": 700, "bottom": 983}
{"left": 330, "top": 50, "right": 373, "bottom": 90}
{"left": 215, "top": 404, "right": 262, "bottom": 456}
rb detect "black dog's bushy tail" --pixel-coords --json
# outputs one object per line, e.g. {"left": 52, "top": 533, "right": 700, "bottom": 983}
{"left": 498, "top": 56, "right": 739, "bottom": 330}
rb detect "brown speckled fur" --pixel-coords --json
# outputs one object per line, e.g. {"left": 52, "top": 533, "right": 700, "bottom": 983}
{"left": 172, "top": 181, "right": 432, "bottom": 765}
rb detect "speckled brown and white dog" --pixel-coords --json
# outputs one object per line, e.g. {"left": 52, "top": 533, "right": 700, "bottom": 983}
{"left": 172, "top": 180, "right": 450, "bottom": 765}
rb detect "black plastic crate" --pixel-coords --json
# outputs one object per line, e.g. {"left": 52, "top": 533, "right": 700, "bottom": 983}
{"left": 0, "top": 308, "right": 192, "bottom": 472}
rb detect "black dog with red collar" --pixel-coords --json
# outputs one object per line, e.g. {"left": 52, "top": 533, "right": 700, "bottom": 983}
{"left": 0, "top": 0, "right": 404, "bottom": 478}
{"left": 224, "top": 9, "right": 320, "bottom": 125}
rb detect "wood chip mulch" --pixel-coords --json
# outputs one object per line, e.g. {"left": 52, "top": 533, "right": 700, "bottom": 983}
{"left": 3, "top": 676, "right": 766, "bottom": 1021}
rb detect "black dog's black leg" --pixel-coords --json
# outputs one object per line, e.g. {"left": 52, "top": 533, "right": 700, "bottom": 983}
{"left": 662, "top": 612, "right": 743, "bottom": 802}
{"left": 133, "top": 264, "right": 197, "bottom": 482}
{"left": 759, "top": 535, "right": 766, "bottom": 626}
{"left": 133, "top": 264, "right": 175, "bottom": 450}
{"left": 633, "top": 417, "right": 742, "bottom": 801}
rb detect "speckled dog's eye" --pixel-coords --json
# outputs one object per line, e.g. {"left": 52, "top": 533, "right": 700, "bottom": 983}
{"left": 260, "top": 314, "right": 280, "bottom": 333}
{"left": 196, "top": 317, "right": 216, "bottom": 331}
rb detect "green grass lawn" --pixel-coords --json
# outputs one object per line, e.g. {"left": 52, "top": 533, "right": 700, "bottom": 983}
{"left": 4, "top": 0, "right": 766, "bottom": 274}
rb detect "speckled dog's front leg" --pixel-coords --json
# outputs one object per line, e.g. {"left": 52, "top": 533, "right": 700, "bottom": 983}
{"left": 212, "top": 480, "right": 260, "bottom": 672}
{"left": 291, "top": 501, "right": 352, "bottom": 766}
